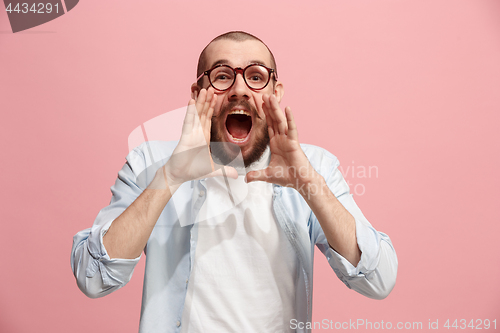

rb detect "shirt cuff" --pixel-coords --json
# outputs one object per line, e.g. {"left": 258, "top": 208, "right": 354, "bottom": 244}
{"left": 85, "top": 220, "right": 141, "bottom": 287}
{"left": 327, "top": 217, "right": 382, "bottom": 280}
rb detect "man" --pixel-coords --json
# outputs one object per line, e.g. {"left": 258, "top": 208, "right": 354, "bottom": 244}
{"left": 71, "top": 31, "right": 397, "bottom": 333}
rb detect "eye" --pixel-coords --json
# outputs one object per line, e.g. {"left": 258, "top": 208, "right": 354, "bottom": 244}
{"left": 245, "top": 65, "right": 268, "bottom": 83}
{"left": 212, "top": 70, "right": 234, "bottom": 82}
{"left": 215, "top": 74, "right": 230, "bottom": 80}
{"left": 248, "top": 75, "right": 263, "bottom": 82}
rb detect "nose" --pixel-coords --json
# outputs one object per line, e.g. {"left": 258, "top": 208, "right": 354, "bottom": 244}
{"left": 228, "top": 72, "right": 251, "bottom": 100}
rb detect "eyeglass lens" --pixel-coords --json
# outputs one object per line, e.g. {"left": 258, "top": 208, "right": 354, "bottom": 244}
{"left": 209, "top": 65, "right": 269, "bottom": 91}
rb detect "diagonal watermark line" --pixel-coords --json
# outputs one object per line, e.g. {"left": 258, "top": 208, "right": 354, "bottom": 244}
{"left": 221, "top": 167, "right": 235, "bottom": 206}
{"left": 140, "top": 123, "right": 156, "bottom": 165}
{"left": 60, "top": 0, "right": 67, "bottom": 13}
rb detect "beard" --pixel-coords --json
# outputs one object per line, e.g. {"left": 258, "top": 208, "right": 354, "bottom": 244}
{"left": 209, "top": 99, "right": 270, "bottom": 168}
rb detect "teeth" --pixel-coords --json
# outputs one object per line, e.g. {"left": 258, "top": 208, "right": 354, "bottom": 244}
{"left": 228, "top": 133, "right": 245, "bottom": 141}
{"left": 229, "top": 110, "right": 250, "bottom": 116}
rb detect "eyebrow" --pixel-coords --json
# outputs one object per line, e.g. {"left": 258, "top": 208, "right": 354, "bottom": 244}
{"left": 208, "top": 59, "right": 269, "bottom": 69}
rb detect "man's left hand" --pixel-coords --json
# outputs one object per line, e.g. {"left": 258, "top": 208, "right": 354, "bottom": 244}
{"left": 245, "top": 94, "right": 321, "bottom": 195}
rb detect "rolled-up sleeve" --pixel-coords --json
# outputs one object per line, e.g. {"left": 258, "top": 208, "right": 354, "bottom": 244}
{"left": 70, "top": 147, "right": 147, "bottom": 298}
{"left": 312, "top": 152, "right": 398, "bottom": 300}
{"left": 325, "top": 219, "right": 398, "bottom": 300}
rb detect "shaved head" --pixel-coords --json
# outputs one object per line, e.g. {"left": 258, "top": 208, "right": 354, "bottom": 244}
{"left": 197, "top": 31, "right": 278, "bottom": 87}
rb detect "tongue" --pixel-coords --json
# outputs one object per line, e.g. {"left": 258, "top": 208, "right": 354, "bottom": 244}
{"left": 226, "top": 115, "right": 251, "bottom": 139}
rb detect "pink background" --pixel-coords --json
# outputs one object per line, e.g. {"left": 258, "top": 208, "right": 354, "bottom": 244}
{"left": 1, "top": 0, "right": 499, "bottom": 332}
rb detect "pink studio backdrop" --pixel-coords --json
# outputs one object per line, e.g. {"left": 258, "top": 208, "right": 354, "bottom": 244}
{"left": 1, "top": 0, "right": 499, "bottom": 332}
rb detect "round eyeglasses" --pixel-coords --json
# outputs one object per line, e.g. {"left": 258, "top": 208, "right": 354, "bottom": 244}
{"left": 197, "top": 64, "right": 277, "bottom": 92}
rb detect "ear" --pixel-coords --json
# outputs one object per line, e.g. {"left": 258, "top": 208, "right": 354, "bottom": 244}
{"left": 191, "top": 83, "right": 201, "bottom": 100}
{"left": 273, "top": 81, "right": 284, "bottom": 103}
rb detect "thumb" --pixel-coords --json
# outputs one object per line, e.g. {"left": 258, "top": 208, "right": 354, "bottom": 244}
{"left": 245, "top": 169, "right": 269, "bottom": 183}
{"left": 205, "top": 164, "right": 239, "bottom": 180}
{"left": 221, "top": 165, "right": 239, "bottom": 179}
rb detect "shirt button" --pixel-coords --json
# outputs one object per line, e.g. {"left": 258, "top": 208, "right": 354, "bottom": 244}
{"left": 199, "top": 190, "right": 205, "bottom": 197}
{"left": 176, "top": 321, "right": 181, "bottom": 327}
{"left": 186, "top": 279, "right": 189, "bottom": 284}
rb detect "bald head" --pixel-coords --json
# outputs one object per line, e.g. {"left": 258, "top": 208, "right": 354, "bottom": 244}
{"left": 196, "top": 31, "right": 277, "bottom": 87}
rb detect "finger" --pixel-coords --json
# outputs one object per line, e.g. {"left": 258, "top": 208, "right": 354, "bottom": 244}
{"left": 201, "top": 88, "right": 215, "bottom": 126}
{"left": 262, "top": 94, "right": 275, "bottom": 130}
{"left": 182, "top": 99, "right": 197, "bottom": 135}
{"left": 285, "top": 106, "right": 298, "bottom": 141}
{"left": 263, "top": 94, "right": 281, "bottom": 136}
{"left": 203, "top": 88, "right": 214, "bottom": 114}
{"left": 199, "top": 88, "right": 209, "bottom": 125}
{"left": 245, "top": 168, "right": 271, "bottom": 183}
{"left": 205, "top": 165, "right": 239, "bottom": 180}
{"left": 261, "top": 96, "right": 275, "bottom": 139}
{"left": 196, "top": 88, "right": 207, "bottom": 113}
{"left": 206, "top": 92, "right": 217, "bottom": 123}
{"left": 262, "top": 94, "right": 274, "bottom": 123}
{"left": 190, "top": 89, "right": 207, "bottom": 133}
{"left": 267, "top": 123, "right": 275, "bottom": 138}
{"left": 203, "top": 93, "right": 217, "bottom": 142}
{"left": 270, "top": 94, "right": 287, "bottom": 135}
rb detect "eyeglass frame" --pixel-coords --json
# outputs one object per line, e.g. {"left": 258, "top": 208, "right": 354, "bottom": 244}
{"left": 197, "top": 63, "right": 278, "bottom": 92}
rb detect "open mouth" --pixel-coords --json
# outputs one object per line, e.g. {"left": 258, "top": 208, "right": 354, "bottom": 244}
{"left": 225, "top": 110, "right": 252, "bottom": 144}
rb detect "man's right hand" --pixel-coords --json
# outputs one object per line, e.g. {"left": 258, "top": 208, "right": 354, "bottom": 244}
{"left": 104, "top": 88, "right": 237, "bottom": 259}
{"left": 151, "top": 88, "right": 237, "bottom": 191}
